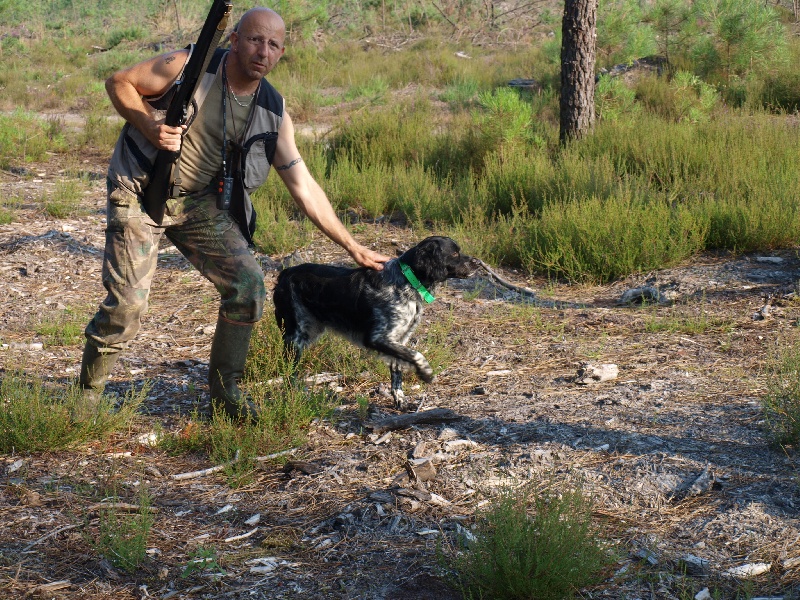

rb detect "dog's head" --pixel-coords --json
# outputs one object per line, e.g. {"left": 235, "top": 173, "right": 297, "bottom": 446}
{"left": 398, "top": 236, "right": 480, "bottom": 285}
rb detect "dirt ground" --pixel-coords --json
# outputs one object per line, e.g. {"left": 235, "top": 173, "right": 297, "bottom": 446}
{"left": 1, "top": 151, "right": 799, "bottom": 600}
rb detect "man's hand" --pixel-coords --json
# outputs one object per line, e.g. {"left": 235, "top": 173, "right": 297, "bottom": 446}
{"left": 148, "top": 122, "right": 186, "bottom": 152}
{"left": 349, "top": 245, "right": 390, "bottom": 270}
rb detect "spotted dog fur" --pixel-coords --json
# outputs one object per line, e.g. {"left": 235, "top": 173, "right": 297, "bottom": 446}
{"left": 273, "top": 236, "right": 480, "bottom": 410}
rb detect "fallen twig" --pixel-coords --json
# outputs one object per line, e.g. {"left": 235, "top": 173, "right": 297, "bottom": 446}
{"left": 476, "top": 259, "right": 537, "bottom": 298}
{"left": 22, "top": 524, "right": 80, "bottom": 552}
{"left": 224, "top": 527, "right": 259, "bottom": 543}
{"left": 254, "top": 448, "right": 297, "bottom": 462}
{"left": 171, "top": 450, "right": 240, "bottom": 481}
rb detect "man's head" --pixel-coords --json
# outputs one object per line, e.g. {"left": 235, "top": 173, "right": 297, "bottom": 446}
{"left": 230, "top": 7, "right": 286, "bottom": 81}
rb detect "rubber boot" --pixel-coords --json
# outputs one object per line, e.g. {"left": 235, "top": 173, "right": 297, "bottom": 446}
{"left": 208, "top": 316, "right": 258, "bottom": 420}
{"left": 75, "top": 341, "right": 120, "bottom": 421}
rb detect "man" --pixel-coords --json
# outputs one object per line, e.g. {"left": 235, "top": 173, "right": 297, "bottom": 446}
{"left": 78, "top": 7, "right": 389, "bottom": 420}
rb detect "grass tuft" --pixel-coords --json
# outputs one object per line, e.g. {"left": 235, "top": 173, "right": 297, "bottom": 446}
{"left": 0, "top": 372, "right": 144, "bottom": 453}
{"left": 448, "top": 484, "right": 613, "bottom": 600}
{"left": 92, "top": 486, "right": 154, "bottom": 573}
{"left": 762, "top": 341, "right": 800, "bottom": 448}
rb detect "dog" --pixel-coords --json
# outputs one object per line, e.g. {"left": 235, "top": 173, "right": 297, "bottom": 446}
{"left": 273, "top": 236, "right": 480, "bottom": 410}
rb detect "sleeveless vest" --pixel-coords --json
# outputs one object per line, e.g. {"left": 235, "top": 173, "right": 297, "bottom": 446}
{"left": 107, "top": 46, "right": 284, "bottom": 243}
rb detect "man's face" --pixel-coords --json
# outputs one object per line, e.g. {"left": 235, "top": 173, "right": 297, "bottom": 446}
{"left": 231, "top": 12, "right": 285, "bottom": 80}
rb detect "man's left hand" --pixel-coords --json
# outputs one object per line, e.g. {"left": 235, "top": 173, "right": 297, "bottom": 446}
{"left": 350, "top": 246, "right": 390, "bottom": 270}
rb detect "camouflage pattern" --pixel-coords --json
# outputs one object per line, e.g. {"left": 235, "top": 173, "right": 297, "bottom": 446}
{"left": 84, "top": 179, "right": 266, "bottom": 351}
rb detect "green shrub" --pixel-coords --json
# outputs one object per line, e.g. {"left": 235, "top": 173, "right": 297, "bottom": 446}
{"left": 596, "top": 75, "right": 640, "bottom": 122}
{"left": 0, "top": 111, "right": 69, "bottom": 167}
{"left": 522, "top": 191, "right": 708, "bottom": 283}
{"left": 34, "top": 308, "right": 85, "bottom": 346}
{"left": 0, "top": 372, "right": 144, "bottom": 453}
{"left": 43, "top": 179, "right": 87, "bottom": 218}
{"left": 762, "top": 341, "right": 800, "bottom": 447}
{"left": 449, "top": 484, "right": 612, "bottom": 600}
{"left": 93, "top": 487, "right": 154, "bottom": 573}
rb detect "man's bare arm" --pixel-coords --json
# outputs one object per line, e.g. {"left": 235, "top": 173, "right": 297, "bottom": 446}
{"left": 105, "top": 50, "right": 190, "bottom": 151}
{"left": 274, "top": 112, "right": 389, "bottom": 270}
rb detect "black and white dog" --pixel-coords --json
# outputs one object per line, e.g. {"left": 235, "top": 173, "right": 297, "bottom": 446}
{"left": 273, "top": 236, "right": 480, "bottom": 410}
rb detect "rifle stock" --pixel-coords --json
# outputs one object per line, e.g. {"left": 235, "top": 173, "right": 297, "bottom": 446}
{"left": 141, "top": 0, "right": 232, "bottom": 224}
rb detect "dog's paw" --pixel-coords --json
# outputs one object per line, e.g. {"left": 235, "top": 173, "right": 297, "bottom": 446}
{"left": 392, "top": 388, "right": 408, "bottom": 410}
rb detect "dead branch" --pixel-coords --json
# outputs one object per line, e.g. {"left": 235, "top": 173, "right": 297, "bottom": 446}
{"left": 369, "top": 408, "right": 461, "bottom": 434}
{"left": 254, "top": 448, "right": 297, "bottom": 462}
{"left": 477, "top": 259, "right": 537, "bottom": 297}
{"left": 223, "top": 527, "right": 259, "bottom": 543}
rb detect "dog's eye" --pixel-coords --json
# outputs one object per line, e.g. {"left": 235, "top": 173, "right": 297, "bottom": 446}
{"left": 451, "top": 252, "right": 459, "bottom": 257}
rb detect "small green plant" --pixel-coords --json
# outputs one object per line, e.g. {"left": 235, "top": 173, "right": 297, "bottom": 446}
{"left": 34, "top": 308, "right": 85, "bottom": 346}
{"left": 762, "top": 341, "right": 800, "bottom": 447}
{"left": 43, "top": 179, "right": 86, "bottom": 218}
{"left": 448, "top": 484, "right": 613, "bottom": 600}
{"left": 356, "top": 395, "right": 370, "bottom": 421}
{"left": 158, "top": 410, "right": 211, "bottom": 455}
{"left": 93, "top": 486, "right": 154, "bottom": 573}
{"left": 0, "top": 191, "right": 23, "bottom": 224}
{"left": 0, "top": 372, "right": 143, "bottom": 453}
{"left": 182, "top": 546, "right": 225, "bottom": 578}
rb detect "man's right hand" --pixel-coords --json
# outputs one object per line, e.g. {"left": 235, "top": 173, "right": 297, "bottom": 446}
{"left": 148, "top": 122, "right": 186, "bottom": 152}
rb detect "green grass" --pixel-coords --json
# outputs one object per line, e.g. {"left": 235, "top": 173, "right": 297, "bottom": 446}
{"left": 0, "top": 111, "right": 69, "bottom": 167}
{"left": 43, "top": 179, "right": 88, "bottom": 218}
{"left": 92, "top": 486, "right": 154, "bottom": 573}
{"left": 447, "top": 484, "right": 613, "bottom": 599}
{"left": 762, "top": 340, "right": 800, "bottom": 448}
{"left": 0, "top": 372, "right": 144, "bottom": 453}
{"left": 34, "top": 308, "right": 85, "bottom": 346}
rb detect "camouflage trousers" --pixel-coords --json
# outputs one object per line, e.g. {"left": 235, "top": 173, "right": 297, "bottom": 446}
{"left": 84, "top": 180, "right": 265, "bottom": 351}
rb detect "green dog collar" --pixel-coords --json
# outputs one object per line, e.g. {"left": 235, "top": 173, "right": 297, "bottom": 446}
{"left": 399, "top": 261, "right": 435, "bottom": 303}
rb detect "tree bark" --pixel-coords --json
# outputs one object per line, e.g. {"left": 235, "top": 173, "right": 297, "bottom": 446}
{"left": 559, "top": 0, "right": 597, "bottom": 144}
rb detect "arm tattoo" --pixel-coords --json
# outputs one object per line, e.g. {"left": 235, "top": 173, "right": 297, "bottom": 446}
{"left": 165, "top": 56, "right": 176, "bottom": 64}
{"left": 276, "top": 157, "right": 303, "bottom": 171}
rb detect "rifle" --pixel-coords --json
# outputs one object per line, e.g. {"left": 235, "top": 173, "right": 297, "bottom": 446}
{"left": 142, "top": 0, "right": 233, "bottom": 224}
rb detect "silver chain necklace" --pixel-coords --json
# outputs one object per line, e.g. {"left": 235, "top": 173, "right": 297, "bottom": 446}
{"left": 228, "top": 85, "right": 254, "bottom": 108}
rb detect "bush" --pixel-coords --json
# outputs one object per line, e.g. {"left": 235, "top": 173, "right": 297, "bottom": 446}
{"left": 0, "top": 372, "right": 144, "bottom": 453}
{"left": 449, "top": 484, "right": 612, "bottom": 600}
{"left": 762, "top": 341, "right": 800, "bottom": 448}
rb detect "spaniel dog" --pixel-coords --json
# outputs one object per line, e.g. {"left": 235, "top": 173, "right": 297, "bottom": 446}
{"left": 273, "top": 236, "right": 480, "bottom": 410}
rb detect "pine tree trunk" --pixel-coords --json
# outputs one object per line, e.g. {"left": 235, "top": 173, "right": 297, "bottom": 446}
{"left": 559, "top": 0, "right": 597, "bottom": 144}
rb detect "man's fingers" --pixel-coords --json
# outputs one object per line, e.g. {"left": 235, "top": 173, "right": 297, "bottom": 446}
{"left": 353, "top": 248, "right": 390, "bottom": 270}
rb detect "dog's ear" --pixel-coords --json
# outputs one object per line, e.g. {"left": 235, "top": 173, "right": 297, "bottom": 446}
{"left": 415, "top": 239, "right": 448, "bottom": 282}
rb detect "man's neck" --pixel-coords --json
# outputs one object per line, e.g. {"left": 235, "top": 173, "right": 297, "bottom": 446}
{"left": 224, "top": 54, "right": 260, "bottom": 96}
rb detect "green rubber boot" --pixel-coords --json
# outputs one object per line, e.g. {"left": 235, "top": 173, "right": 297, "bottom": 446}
{"left": 75, "top": 341, "right": 120, "bottom": 421}
{"left": 208, "top": 316, "right": 258, "bottom": 420}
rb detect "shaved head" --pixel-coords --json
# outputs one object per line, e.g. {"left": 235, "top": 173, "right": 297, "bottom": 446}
{"left": 236, "top": 7, "right": 285, "bottom": 41}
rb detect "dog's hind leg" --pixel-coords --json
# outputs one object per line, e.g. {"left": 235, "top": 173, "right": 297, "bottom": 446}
{"left": 389, "top": 364, "right": 406, "bottom": 410}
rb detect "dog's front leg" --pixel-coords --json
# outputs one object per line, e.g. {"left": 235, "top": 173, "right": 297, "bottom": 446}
{"left": 369, "top": 339, "right": 434, "bottom": 384}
